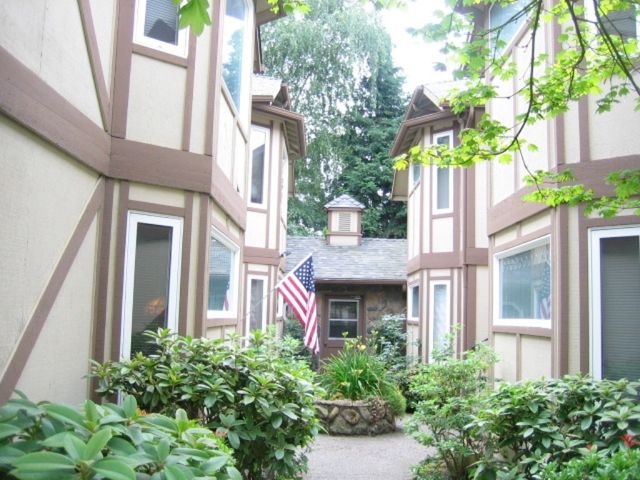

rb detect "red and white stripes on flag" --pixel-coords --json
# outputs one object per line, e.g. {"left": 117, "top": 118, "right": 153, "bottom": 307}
{"left": 276, "top": 254, "right": 318, "bottom": 353}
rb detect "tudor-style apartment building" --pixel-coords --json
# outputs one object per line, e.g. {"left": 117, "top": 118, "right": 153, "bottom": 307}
{"left": 0, "top": 0, "right": 304, "bottom": 405}
{"left": 392, "top": 2, "right": 640, "bottom": 382}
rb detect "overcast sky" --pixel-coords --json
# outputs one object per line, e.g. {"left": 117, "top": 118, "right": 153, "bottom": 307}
{"left": 379, "top": 1, "right": 451, "bottom": 93}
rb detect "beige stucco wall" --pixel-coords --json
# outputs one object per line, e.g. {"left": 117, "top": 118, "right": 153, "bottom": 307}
{"left": 521, "top": 211, "right": 551, "bottom": 236}
{"left": 475, "top": 266, "right": 490, "bottom": 345}
{"left": 190, "top": 18, "right": 213, "bottom": 155}
{"left": 0, "top": 115, "right": 99, "bottom": 373}
{"left": 89, "top": 0, "right": 117, "bottom": 96}
{"left": 563, "top": 101, "right": 582, "bottom": 164}
{"left": 589, "top": 86, "right": 640, "bottom": 161}
{"left": 0, "top": 0, "right": 102, "bottom": 127}
{"left": 15, "top": 217, "right": 99, "bottom": 405}
{"left": 474, "top": 163, "right": 489, "bottom": 248}
{"left": 129, "top": 182, "right": 186, "bottom": 208}
{"left": 493, "top": 333, "right": 518, "bottom": 382}
{"left": 432, "top": 217, "right": 454, "bottom": 252}
{"left": 520, "top": 335, "right": 552, "bottom": 380}
{"left": 217, "top": 100, "right": 235, "bottom": 180}
{"left": 327, "top": 235, "right": 359, "bottom": 246}
{"left": 246, "top": 211, "right": 268, "bottom": 248}
{"left": 408, "top": 186, "right": 420, "bottom": 258}
{"left": 127, "top": 54, "right": 186, "bottom": 150}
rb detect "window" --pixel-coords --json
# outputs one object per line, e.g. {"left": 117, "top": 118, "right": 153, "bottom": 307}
{"left": 410, "top": 163, "right": 421, "bottom": 189}
{"left": 338, "top": 212, "right": 351, "bottom": 232}
{"left": 433, "top": 131, "right": 453, "bottom": 213}
{"left": 134, "top": 0, "right": 188, "bottom": 57}
{"left": 494, "top": 237, "right": 551, "bottom": 328}
{"left": 222, "top": 0, "right": 252, "bottom": 111}
{"left": 409, "top": 284, "right": 420, "bottom": 320}
{"left": 587, "top": 2, "right": 638, "bottom": 41}
{"left": 246, "top": 276, "right": 267, "bottom": 333}
{"left": 328, "top": 299, "right": 359, "bottom": 339}
{"left": 589, "top": 227, "right": 640, "bottom": 380}
{"left": 429, "top": 281, "right": 450, "bottom": 360}
{"left": 121, "top": 212, "right": 183, "bottom": 359}
{"left": 250, "top": 125, "right": 269, "bottom": 206}
{"left": 489, "top": 0, "right": 529, "bottom": 53}
{"left": 208, "top": 231, "right": 239, "bottom": 316}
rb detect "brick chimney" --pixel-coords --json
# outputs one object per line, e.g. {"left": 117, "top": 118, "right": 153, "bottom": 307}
{"left": 325, "top": 194, "right": 365, "bottom": 246}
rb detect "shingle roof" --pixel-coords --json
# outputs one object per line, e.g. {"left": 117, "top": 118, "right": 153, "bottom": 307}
{"left": 324, "top": 194, "right": 365, "bottom": 210}
{"left": 285, "top": 236, "right": 407, "bottom": 282}
{"left": 422, "top": 80, "right": 466, "bottom": 106}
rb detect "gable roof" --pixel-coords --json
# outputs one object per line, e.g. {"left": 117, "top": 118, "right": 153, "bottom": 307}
{"left": 285, "top": 236, "right": 407, "bottom": 284}
{"left": 325, "top": 194, "right": 365, "bottom": 210}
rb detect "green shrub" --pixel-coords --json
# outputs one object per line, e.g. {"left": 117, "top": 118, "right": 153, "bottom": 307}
{"left": 282, "top": 315, "right": 314, "bottom": 368}
{"left": 542, "top": 447, "right": 640, "bottom": 480}
{"left": 0, "top": 393, "right": 240, "bottom": 480}
{"left": 471, "top": 375, "right": 640, "bottom": 479}
{"left": 319, "top": 338, "right": 406, "bottom": 415}
{"left": 407, "top": 336, "right": 497, "bottom": 480}
{"left": 368, "top": 314, "right": 411, "bottom": 376}
{"left": 92, "top": 329, "right": 321, "bottom": 480}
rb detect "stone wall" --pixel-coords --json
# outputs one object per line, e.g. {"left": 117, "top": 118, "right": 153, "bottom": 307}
{"left": 315, "top": 398, "right": 396, "bottom": 436}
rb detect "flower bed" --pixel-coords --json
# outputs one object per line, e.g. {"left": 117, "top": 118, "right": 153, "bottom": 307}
{"left": 315, "top": 398, "right": 396, "bottom": 436}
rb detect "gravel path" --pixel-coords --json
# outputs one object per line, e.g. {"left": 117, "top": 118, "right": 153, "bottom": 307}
{"left": 304, "top": 419, "right": 429, "bottom": 480}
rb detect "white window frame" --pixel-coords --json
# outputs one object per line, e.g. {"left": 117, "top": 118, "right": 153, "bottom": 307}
{"left": 428, "top": 280, "right": 450, "bottom": 361}
{"left": 488, "top": 0, "right": 530, "bottom": 55}
{"left": 246, "top": 274, "right": 268, "bottom": 334}
{"left": 409, "top": 283, "right": 420, "bottom": 321}
{"left": 409, "top": 162, "right": 421, "bottom": 190}
{"left": 432, "top": 130, "right": 453, "bottom": 214}
{"left": 207, "top": 229, "right": 240, "bottom": 318}
{"left": 249, "top": 125, "right": 270, "bottom": 208}
{"left": 133, "top": 0, "right": 189, "bottom": 57}
{"left": 328, "top": 298, "right": 359, "bottom": 340}
{"left": 120, "top": 211, "right": 183, "bottom": 360}
{"left": 493, "top": 236, "right": 551, "bottom": 329}
{"left": 588, "top": 225, "right": 640, "bottom": 380}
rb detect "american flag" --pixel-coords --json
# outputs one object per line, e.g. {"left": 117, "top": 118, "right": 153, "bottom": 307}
{"left": 276, "top": 255, "right": 318, "bottom": 353}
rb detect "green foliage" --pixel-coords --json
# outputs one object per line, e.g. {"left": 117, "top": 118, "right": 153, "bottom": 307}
{"left": 471, "top": 375, "right": 640, "bottom": 479}
{"left": 282, "top": 315, "right": 315, "bottom": 368}
{"left": 0, "top": 393, "right": 240, "bottom": 480}
{"left": 92, "top": 329, "right": 321, "bottom": 480}
{"left": 367, "top": 314, "right": 411, "bottom": 378}
{"left": 262, "top": 0, "right": 408, "bottom": 237}
{"left": 319, "top": 338, "right": 406, "bottom": 416}
{"left": 398, "top": 0, "right": 640, "bottom": 218}
{"left": 542, "top": 447, "right": 640, "bottom": 480}
{"left": 407, "top": 333, "right": 497, "bottom": 480}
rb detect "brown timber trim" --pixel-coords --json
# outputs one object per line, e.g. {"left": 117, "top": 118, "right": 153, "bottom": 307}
{"left": 556, "top": 206, "right": 569, "bottom": 376}
{"left": 182, "top": 34, "right": 197, "bottom": 151}
{"left": 488, "top": 189, "right": 548, "bottom": 236}
{"left": 110, "top": 138, "right": 211, "bottom": 193}
{"left": 205, "top": 0, "right": 224, "bottom": 156}
{"left": 78, "top": 0, "right": 111, "bottom": 132}
{"left": 252, "top": 104, "right": 307, "bottom": 158}
{"left": 91, "top": 178, "right": 115, "bottom": 400}
{"left": 110, "top": 181, "right": 130, "bottom": 362}
{"left": 111, "top": 0, "right": 135, "bottom": 138}
{"left": 243, "top": 247, "right": 281, "bottom": 266}
{"left": 390, "top": 111, "right": 456, "bottom": 157}
{"left": 0, "top": 46, "right": 110, "bottom": 173}
{"left": 492, "top": 325, "right": 552, "bottom": 338}
{"left": 247, "top": 206, "right": 268, "bottom": 213}
{"left": 0, "top": 179, "right": 105, "bottom": 404}
{"left": 127, "top": 200, "right": 185, "bottom": 217}
{"left": 178, "top": 192, "right": 194, "bottom": 335}
{"left": 132, "top": 44, "right": 189, "bottom": 67}
{"left": 195, "top": 194, "right": 210, "bottom": 337}
{"left": 578, "top": 96, "right": 590, "bottom": 163}
{"left": 465, "top": 265, "right": 477, "bottom": 350}
{"left": 407, "top": 249, "right": 488, "bottom": 274}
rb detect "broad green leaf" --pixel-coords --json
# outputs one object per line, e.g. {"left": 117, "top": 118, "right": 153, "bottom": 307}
{"left": 92, "top": 458, "right": 136, "bottom": 480}
{"left": 271, "top": 415, "right": 283, "bottom": 429}
{"left": 202, "top": 455, "right": 229, "bottom": 474}
{"left": 84, "top": 428, "right": 112, "bottom": 460}
{"left": 0, "top": 423, "right": 21, "bottom": 440}
{"left": 275, "top": 449, "right": 285, "bottom": 460}
{"left": 178, "top": 0, "right": 211, "bottom": 35}
{"left": 122, "top": 396, "right": 137, "bottom": 418}
{"left": 12, "top": 451, "right": 76, "bottom": 472}
{"left": 164, "top": 464, "right": 194, "bottom": 480}
{"left": 157, "top": 438, "right": 171, "bottom": 461}
{"left": 580, "top": 416, "right": 592, "bottom": 430}
{"left": 63, "top": 434, "right": 87, "bottom": 462}
{"left": 42, "top": 404, "right": 87, "bottom": 431}
{"left": 226, "top": 466, "right": 243, "bottom": 480}
{"left": 227, "top": 431, "right": 240, "bottom": 449}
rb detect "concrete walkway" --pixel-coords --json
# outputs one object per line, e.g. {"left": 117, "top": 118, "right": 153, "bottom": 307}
{"left": 305, "top": 419, "right": 429, "bottom": 480}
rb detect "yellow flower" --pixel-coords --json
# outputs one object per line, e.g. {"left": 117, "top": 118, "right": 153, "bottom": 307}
{"left": 358, "top": 344, "right": 366, "bottom": 351}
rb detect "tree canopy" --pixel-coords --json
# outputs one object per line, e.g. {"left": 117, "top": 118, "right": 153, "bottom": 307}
{"left": 394, "top": 0, "right": 640, "bottom": 218}
{"left": 261, "top": 0, "right": 408, "bottom": 237}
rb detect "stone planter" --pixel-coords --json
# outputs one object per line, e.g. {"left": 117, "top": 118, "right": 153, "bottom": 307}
{"left": 315, "top": 398, "right": 396, "bottom": 436}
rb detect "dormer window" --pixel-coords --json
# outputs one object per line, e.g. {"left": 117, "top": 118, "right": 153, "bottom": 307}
{"left": 134, "top": 0, "right": 188, "bottom": 57}
{"left": 222, "top": 0, "right": 252, "bottom": 111}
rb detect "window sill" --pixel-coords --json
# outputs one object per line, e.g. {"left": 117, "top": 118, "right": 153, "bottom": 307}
{"left": 492, "top": 322, "right": 552, "bottom": 337}
{"left": 132, "top": 43, "right": 189, "bottom": 67}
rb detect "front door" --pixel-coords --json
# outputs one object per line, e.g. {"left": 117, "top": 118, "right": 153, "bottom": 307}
{"left": 322, "top": 297, "right": 363, "bottom": 359}
{"left": 590, "top": 226, "right": 640, "bottom": 380}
